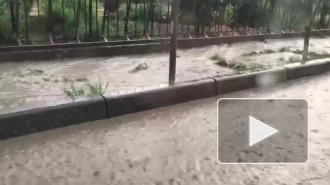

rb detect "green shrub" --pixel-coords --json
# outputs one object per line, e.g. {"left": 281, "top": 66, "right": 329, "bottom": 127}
{"left": 64, "top": 83, "right": 85, "bottom": 102}
{"left": 63, "top": 80, "right": 109, "bottom": 101}
{"left": 43, "top": 0, "right": 100, "bottom": 40}
{"left": 86, "top": 81, "right": 109, "bottom": 97}
{"left": 0, "top": 0, "right": 33, "bottom": 44}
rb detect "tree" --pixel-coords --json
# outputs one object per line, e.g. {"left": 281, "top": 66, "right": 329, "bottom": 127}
{"left": 101, "top": 0, "right": 119, "bottom": 39}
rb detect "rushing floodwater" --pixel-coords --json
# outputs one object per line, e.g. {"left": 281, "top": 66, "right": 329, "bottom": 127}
{"left": 1, "top": 71, "right": 330, "bottom": 184}
{"left": 0, "top": 37, "right": 330, "bottom": 113}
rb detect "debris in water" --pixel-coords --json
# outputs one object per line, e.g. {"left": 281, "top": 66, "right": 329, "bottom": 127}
{"left": 129, "top": 63, "right": 149, "bottom": 73}
{"left": 62, "top": 77, "right": 70, "bottom": 83}
{"left": 93, "top": 171, "right": 100, "bottom": 177}
{"left": 75, "top": 77, "right": 88, "bottom": 82}
{"left": 30, "top": 69, "right": 44, "bottom": 76}
{"left": 42, "top": 77, "right": 50, "bottom": 82}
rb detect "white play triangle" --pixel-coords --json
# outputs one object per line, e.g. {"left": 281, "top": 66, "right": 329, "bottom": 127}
{"left": 249, "top": 116, "right": 278, "bottom": 147}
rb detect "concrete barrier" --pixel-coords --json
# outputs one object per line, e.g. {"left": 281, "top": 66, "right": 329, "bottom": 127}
{"left": 0, "top": 38, "right": 168, "bottom": 53}
{"left": 285, "top": 61, "right": 330, "bottom": 80}
{"left": 0, "top": 43, "right": 169, "bottom": 62}
{"left": 0, "top": 97, "right": 107, "bottom": 140}
{"left": 1, "top": 30, "right": 330, "bottom": 62}
{"left": 215, "top": 68, "right": 288, "bottom": 95}
{"left": 105, "top": 79, "right": 216, "bottom": 118}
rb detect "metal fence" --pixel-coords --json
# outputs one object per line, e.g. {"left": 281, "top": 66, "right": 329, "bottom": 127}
{"left": 0, "top": 0, "right": 328, "bottom": 46}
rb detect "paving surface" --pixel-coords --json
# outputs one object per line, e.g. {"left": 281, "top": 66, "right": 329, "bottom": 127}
{"left": 1, "top": 71, "right": 330, "bottom": 184}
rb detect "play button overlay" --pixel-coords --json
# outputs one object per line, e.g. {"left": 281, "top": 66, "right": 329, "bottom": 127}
{"left": 249, "top": 116, "right": 278, "bottom": 147}
{"left": 217, "top": 98, "right": 308, "bottom": 164}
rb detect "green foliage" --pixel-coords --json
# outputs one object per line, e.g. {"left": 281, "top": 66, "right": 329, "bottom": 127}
{"left": 279, "top": 47, "right": 290, "bottom": 52}
{"left": 229, "top": 62, "right": 268, "bottom": 74}
{"left": 293, "top": 50, "right": 303, "bottom": 55}
{"left": 210, "top": 53, "right": 229, "bottom": 67}
{"left": 43, "top": 0, "right": 100, "bottom": 40}
{"left": 117, "top": 2, "right": 170, "bottom": 24}
{"left": 210, "top": 53, "right": 222, "bottom": 60}
{"left": 178, "top": 0, "right": 325, "bottom": 31}
{"left": 64, "top": 83, "right": 85, "bottom": 102}
{"left": 0, "top": 0, "right": 33, "bottom": 44}
{"left": 86, "top": 81, "right": 109, "bottom": 97}
{"left": 63, "top": 80, "right": 109, "bottom": 101}
{"left": 307, "top": 51, "right": 330, "bottom": 61}
{"left": 261, "top": 49, "right": 275, "bottom": 54}
{"left": 0, "top": 0, "right": 329, "bottom": 44}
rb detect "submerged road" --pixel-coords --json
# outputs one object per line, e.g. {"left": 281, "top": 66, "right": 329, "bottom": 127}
{"left": 1, "top": 72, "right": 330, "bottom": 184}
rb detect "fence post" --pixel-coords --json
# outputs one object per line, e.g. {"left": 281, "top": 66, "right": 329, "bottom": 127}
{"left": 95, "top": 0, "right": 99, "bottom": 39}
{"left": 15, "top": 0, "right": 22, "bottom": 45}
{"left": 124, "top": 0, "right": 132, "bottom": 40}
{"left": 88, "top": 0, "right": 93, "bottom": 39}
{"left": 23, "top": 0, "right": 28, "bottom": 44}
{"left": 169, "top": 0, "right": 178, "bottom": 86}
{"left": 302, "top": 26, "right": 310, "bottom": 63}
{"left": 75, "top": 0, "right": 82, "bottom": 43}
{"left": 61, "top": 0, "right": 66, "bottom": 39}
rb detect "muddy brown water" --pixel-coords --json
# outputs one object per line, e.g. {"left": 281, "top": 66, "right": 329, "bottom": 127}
{"left": 0, "top": 37, "right": 330, "bottom": 113}
{"left": 1, "top": 71, "right": 330, "bottom": 184}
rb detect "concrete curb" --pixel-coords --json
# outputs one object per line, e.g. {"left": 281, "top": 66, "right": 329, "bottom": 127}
{"left": 105, "top": 79, "right": 216, "bottom": 117}
{"left": 0, "top": 97, "right": 107, "bottom": 140}
{"left": 215, "top": 67, "right": 288, "bottom": 95}
{"left": 0, "top": 61, "right": 329, "bottom": 140}
{"left": 285, "top": 60, "right": 330, "bottom": 80}
{"left": 1, "top": 29, "right": 330, "bottom": 62}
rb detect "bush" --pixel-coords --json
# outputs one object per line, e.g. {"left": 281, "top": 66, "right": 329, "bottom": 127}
{"left": 43, "top": 0, "right": 100, "bottom": 40}
{"left": 0, "top": 0, "right": 33, "bottom": 44}
{"left": 117, "top": 2, "right": 169, "bottom": 24}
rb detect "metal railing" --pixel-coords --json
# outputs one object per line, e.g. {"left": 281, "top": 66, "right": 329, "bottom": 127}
{"left": 0, "top": 0, "right": 328, "bottom": 46}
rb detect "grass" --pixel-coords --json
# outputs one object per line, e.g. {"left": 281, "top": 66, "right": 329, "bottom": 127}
{"left": 307, "top": 52, "right": 330, "bottom": 61}
{"left": 228, "top": 62, "right": 248, "bottom": 70}
{"left": 292, "top": 50, "right": 303, "bottom": 55}
{"left": 261, "top": 49, "right": 276, "bottom": 54}
{"left": 211, "top": 53, "right": 228, "bottom": 67}
{"left": 86, "top": 81, "right": 109, "bottom": 98}
{"left": 63, "top": 83, "right": 85, "bottom": 102}
{"left": 210, "top": 53, "right": 223, "bottom": 61}
{"left": 227, "top": 62, "right": 268, "bottom": 74}
{"left": 213, "top": 49, "right": 330, "bottom": 75}
{"left": 278, "top": 47, "right": 290, "bottom": 52}
{"left": 242, "top": 49, "right": 276, "bottom": 57}
{"left": 63, "top": 80, "right": 109, "bottom": 101}
{"left": 211, "top": 52, "right": 268, "bottom": 74}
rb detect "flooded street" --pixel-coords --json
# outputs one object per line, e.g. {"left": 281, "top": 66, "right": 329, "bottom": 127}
{"left": 1, "top": 70, "right": 330, "bottom": 184}
{"left": 0, "top": 37, "right": 330, "bottom": 113}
